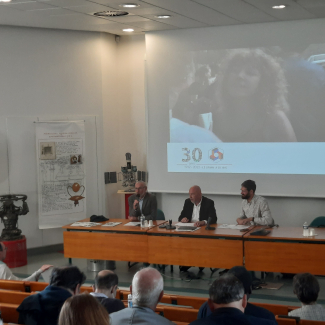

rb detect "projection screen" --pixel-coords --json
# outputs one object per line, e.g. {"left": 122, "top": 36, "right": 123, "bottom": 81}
{"left": 146, "top": 19, "right": 325, "bottom": 197}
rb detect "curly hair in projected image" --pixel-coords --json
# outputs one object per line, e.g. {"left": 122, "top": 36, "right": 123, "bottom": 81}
{"left": 213, "top": 49, "right": 297, "bottom": 142}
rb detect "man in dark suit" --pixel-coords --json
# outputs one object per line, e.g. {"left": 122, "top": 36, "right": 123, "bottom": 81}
{"left": 197, "top": 266, "right": 276, "bottom": 322}
{"left": 178, "top": 185, "right": 217, "bottom": 226}
{"left": 128, "top": 181, "right": 157, "bottom": 221}
{"left": 90, "top": 270, "right": 125, "bottom": 315}
{"left": 190, "top": 274, "right": 251, "bottom": 325}
{"left": 190, "top": 274, "right": 276, "bottom": 325}
{"left": 178, "top": 185, "right": 217, "bottom": 273}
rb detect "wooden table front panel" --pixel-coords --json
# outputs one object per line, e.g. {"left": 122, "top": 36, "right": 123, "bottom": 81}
{"left": 148, "top": 236, "right": 243, "bottom": 269}
{"left": 64, "top": 231, "right": 148, "bottom": 262}
{"left": 245, "top": 241, "right": 325, "bottom": 275}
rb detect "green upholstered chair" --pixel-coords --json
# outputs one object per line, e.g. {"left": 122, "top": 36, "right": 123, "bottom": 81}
{"left": 156, "top": 208, "right": 165, "bottom": 220}
{"left": 309, "top": 216, "right": 325, "bottom": 228}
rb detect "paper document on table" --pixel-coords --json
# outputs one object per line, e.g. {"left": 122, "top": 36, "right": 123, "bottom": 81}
{"left": 124, "top": 222, "right": 141, "bottom": 226}
{"left": 41, "top": 266, "right": 54, "bottom": 283}
{"left": 102, "top": 222, "right": 122, "bottom": 227}
{"left": 218, "top": 224, "right": 250, "bottom": 230}
{"left": 176, "top": 227, "right": 200, "bottom": 232}
{"left": 175, "top": 222, "right": 196, "bottom": 227}
{"left": 70, "top": 222, "right": 101, "bottom": 227}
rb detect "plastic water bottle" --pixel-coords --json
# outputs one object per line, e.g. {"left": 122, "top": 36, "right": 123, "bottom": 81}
{"left": 128, "top": 294, "right": 133, "bottom": 308}
{"left": 140, "top": 215, "right": 145, "bottom": 227}
{"left": 303, "top": 222, "right": 309, "bottom": 236}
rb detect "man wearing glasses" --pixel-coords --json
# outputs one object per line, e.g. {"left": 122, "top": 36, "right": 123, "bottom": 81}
{"left": 128, "top": 181, "right": 157, "bottom": 221}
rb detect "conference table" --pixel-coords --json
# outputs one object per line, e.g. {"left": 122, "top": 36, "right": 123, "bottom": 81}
{"left": 62, "top": 219, "right": 325, "bottom": 275}
{"left": 62, "top": 219, "right": 245, "bottom": 268}
{"left": 244, "top": 226, "right": 325, "bottom": 275}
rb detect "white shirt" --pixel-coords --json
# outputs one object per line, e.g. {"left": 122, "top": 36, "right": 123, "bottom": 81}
{"left": 0, "top": 260, "right": 42, "bottom": 281}
{"left": 90, "top": 292, "right": 108, "bottom": 299}
{"left": 191, "top": 199, "right": 202, "bottom": 223}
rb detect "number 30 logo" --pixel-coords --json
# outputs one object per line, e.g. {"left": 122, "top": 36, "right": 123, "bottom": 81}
{"left": 182, "top": 148, "right": 202, "bottom": 162}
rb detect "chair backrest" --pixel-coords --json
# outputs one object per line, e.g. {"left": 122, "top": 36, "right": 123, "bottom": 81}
{"left": 0, "top": 280, "right": 25, "bottom": 292}
{"left": 309, "top": 216, "right": 325, "bottom": 228}
{"left": 156, "top": 209, "right": 165, "bottom": 220}
{"left": 170, "top": 295, "right": 207, "bottom": 309}
{"left": 0, "top": 303, "right": 20, "bottom": 323}
{"left": 276, "top": 316, "right": 297, "bottom": 325}
{"left": 252, "top": 302, "right": 289, "bottom": 315}
{"left": 299, "top": 320, "right": 325, "bottom": 325}
{"left": 0, "top": 290, "right": 31, "bottom": 304}
{"left": 163, "top": 306, "right": 198, "bottom": 323}
{"left": 25, "top": 281, "right": 47, "bottom": 292}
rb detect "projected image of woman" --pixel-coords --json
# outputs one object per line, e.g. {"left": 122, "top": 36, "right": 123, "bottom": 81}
{"left": 213, "top": 49, "right": 297, "bottom": 142}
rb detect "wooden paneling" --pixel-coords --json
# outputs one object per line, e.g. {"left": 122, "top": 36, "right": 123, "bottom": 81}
{"left": 245, "top": 241, "right": 325, "bottom": 274}
{"left": 64, "top": 232, "right": 148, "bottom": 262}
{"left": 148, "top": 236, "right": 243, "bottom": 268}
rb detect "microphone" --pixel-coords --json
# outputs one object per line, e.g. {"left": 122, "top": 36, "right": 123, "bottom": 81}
{"left": 205, "top": 217, "right": 215, "bottom": 230}
{"left": 134, "top": 194, "right": 140, "bottom": 209}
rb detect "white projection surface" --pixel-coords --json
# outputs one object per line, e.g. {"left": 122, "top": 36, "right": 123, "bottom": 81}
{"left": 146, "top": 19, "right": 325, "bottom": 197}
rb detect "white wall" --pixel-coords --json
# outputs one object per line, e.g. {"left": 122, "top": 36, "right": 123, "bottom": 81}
{"left": 0, "top": 26, "right": 116, "bottom": 248}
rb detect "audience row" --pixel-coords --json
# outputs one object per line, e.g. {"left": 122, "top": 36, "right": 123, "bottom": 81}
{"left": 4, "top": 264, "right": 324, "bottom": 325}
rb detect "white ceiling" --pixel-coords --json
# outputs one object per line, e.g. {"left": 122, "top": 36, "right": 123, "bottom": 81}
{"left": 0, "top": 0, "right": 324, "bottom": 35}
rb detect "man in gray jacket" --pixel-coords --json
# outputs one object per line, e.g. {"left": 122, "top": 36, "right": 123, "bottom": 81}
{"left": 128, "top": 181, "right": 157, "bottom": 221}
{"left": 110, "top": 267, "right": 175, "bottom": 325}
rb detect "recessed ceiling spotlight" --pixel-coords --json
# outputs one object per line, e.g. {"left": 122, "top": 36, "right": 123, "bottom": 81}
{"left": 123, "top": 28, "right": 134, "bottom": 32}
{"left": 0, "top": 0, "right": 12, "bottom": 2}
{"left": 272, "top": 5, "right": 286, "bottom": 9}
{"left": 155, "top": 15, "right": 171, "bottom": 19}
{"left": 120, "top": 3, "right": 140, "bottom": 8}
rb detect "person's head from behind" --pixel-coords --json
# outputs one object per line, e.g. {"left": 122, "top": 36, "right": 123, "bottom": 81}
{"left": 58, "top": 294, "right": 110, "bottom": 325}
{"left": 50, "top": 266, "right": 86, "bottom": 295}
{"left": 93, "top": 270, "right": 118, "bottom": 299}
{"left": 228, "top": 266, "right": 253, "bottom": 298}
{"left": 293, "top": 273, "right": 320, "bottom": 305}
{"left": 241, "top": 180, "right": 256, "bottom": 200}
{"left": 208, "top": 274, "right": 247, "bottom": 313}
{"left": 189, "top": 185, "right": 202, "bottom": 205}
{"left": 217, "top": 49, "right": 288, "bottom": 113}
{"left": 0, "top": 242, "right": 7, "bottom": 261}
{"left": 131, "top": 267, "right": 164, "bottom": 311}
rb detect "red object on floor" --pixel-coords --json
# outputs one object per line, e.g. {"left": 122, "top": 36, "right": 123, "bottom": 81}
{"left": 3, "top": 236, "right": 27, "bottom": 268}
{"left": 124, "top": 193, "right": 133, "bottom": 218}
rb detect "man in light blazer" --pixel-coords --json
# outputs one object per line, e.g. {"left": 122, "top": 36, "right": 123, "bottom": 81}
{"left": 128, "top": 181, "right": 157, "bottom": 221}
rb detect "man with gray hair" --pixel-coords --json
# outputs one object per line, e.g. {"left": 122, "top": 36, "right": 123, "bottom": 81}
{"left": 128, "top": 181, "right": 157, "bottom": 221}
{"left": 110, "top": 267, "right": 175, "bottom": 325}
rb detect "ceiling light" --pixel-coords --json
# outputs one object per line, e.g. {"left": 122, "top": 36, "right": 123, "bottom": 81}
{"left": 155, "top": 15, "right": 171, "bottom": 19}
{"left": 123, "top": 28, "right": 134, "bottom": 32}
{"left": 272, "top": 5, "right": 286, "bottom": 9}
{"left": 0, "top": 0, "right": 12, "bottom": 2}
{"left": 120, "top": 3, "right": 140, "bottom": 8}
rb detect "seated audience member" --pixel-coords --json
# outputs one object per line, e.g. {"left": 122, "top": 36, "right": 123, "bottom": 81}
{"left": 190, "top": 274, "right": 251, "bottom": 325}
{"left": 90, "top": 270, "right": 125, "bottom": 314}
{"left": 236, "top": 180, "right": 274, "bottom": 226}
{"left": 128, "top": 181, "right": 157, "bottom": 221}
{"left": 17, "top": 266, "right": 86, "bottom": 325}
{"left": 110, "top": 267, "right": 175, "bottom": 325}
{"left": 289, "top": 273, "right": 325, "bottom": 320}
{"left": 198, "top": 266, "right": 275, "bottom": 322}
{"left": 58, "top": 294, "right": 110, "bottom": 325}
{"left": 0, "top": 241, "right": 52, "bottom": 281}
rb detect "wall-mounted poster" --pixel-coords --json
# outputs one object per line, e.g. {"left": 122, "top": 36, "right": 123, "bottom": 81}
{"left": 36, "top": 121, "right": 86, "bottom": 229}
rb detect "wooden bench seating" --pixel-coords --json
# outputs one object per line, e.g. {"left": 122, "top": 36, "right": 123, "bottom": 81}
{"left": 0, "top": 303, "right": 20, "bottom": 323}
{"left": 0, "top": 290, "right": 31, "bottom": 304}
{"left": 0, "top": 280, "right": 25, "bottom": 292}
